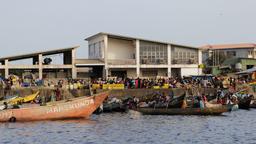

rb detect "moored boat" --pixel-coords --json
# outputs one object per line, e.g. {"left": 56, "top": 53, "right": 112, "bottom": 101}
{"left": 237, "top": 96, "right": 252, "bottom": 110}
{"left": 9, "top": 91, "right": 40, "bottom": 105}
{"left": 0, "top": 96, "right": 18, "bottom": 105}
{"left": 135, "top": 106, "right": 230, "bottom": 115}
{"left": 0, "top": 91, "right": 109, "bottom": 122}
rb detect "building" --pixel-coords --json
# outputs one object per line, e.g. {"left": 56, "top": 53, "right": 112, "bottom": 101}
{"left": 202, "top": 43, "right": 256, "bottom": 66}
{"left": 77, "top": 32, "right": 203, "bottom": 79}
{"left": 0, "top": 46, "right": 78, "bottom": 79}
{"left": 201, "top": 43, "right": 256, "bottom": 75}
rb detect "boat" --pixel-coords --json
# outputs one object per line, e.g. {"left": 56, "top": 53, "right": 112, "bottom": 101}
{"left": 102, "top": 102, "right": 127, "bottom": 112}
{"left": 9, "top": 91, "right": 40, "bottom": 105}
{"left": 167, "top": 94, "right": 186, "bottom": 108}
{"left": 238, "top": 96, "right": 252, "bottom": 109}
{"left": 250, "top": 103, "right": 256, "bottom": 108}
{"left": 135, "top": 106, "right": 230, "bottom": 115}
{"left": 0, "top": 96, "right": 18, "bottom": 105}
{"left": 0, "top": 91, "right": 109, "bottom": 122}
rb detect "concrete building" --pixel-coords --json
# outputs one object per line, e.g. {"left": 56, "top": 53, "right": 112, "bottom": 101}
{"left": 0, "top": 46, "right": 78, "bottom": 79}
{"left": 78, "top": 32, "right": 203, "bottom": 79}
{"left": 202, "top": 43, "right": 256, "bottom": 66}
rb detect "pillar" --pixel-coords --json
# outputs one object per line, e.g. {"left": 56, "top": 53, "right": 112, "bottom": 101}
{"left": 71, "top": 49, "right": 77, "bottom": 79}
{"left": 136, "top": 39, "right": 140, "bottom": 77}
{"left": 167, "top": 44, "right": 172, "bottom": 77}
{"left": 198, "top": 50, "right": 203, "bottom": 75}
{"left": 104, "top": 35, "right": 109, "bottom": 79}
{"left": 4, "top": 59, "right": 9, "bottom": 79}
{"left": 39, "top": 54, "right": 43, "bottom": 79}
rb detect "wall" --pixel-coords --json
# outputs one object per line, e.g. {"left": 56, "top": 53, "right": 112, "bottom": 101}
{"left": 181, "top": 68, "right": 199, "bottom": 76}
{"left": 222, "top": 48, "right": 251, "bottom": 58}
{"left": 241, "top": 59, "right": 256, "bottom": 70}
{"left": 139, "top": 68, "right": 167, "bottom": 78}
{"left": 108, "top": 38, "right": 135, "bottom": 59}
{"left": 0, "top": 88, "right": 90, "bottom": 100}
{"left": 98, "top": 88, "right": 218, "bottom": 99}
{"left": 127, "top": 69, "right": 136, "bottom": 78}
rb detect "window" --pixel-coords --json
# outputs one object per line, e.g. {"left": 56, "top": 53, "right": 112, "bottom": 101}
{"left": 140, "top": 41, "right": 167, "bottom": 64}
{"left": 89, "top": 41, "right": 103, "bottom": 58}
{"left": 171, "top": 46, "right": 198, "bottom": 64}
{"left": 227, "top": 51, "right": 236, "bottom": 57}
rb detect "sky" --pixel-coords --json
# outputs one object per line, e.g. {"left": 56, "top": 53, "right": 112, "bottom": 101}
{"left": 0, "top": 0, "right": 256, "bottom": 59}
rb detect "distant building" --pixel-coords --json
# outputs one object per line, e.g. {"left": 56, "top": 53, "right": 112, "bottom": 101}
{"left": 77, "top": 32, "right": 203, "bottom": 79}
{"left": 201, "top": 43, "right": 256, "bottom": 74}
{"left": 202, "top": 43, "right": 256, "bottom": 66}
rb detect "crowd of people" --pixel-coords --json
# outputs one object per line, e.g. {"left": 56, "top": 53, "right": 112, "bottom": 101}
{"left": 92, "top": 75, "right": 252, "bottom": 90}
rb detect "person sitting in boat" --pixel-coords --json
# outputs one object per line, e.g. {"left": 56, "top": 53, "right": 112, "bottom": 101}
{"left": 217, "top": 97, "right": 223, "bottom": 104}
{"left": 198, "top": 97, "right": 204, "bottom": 109}
{"left": 202, "top": 94, "right": 208, "bottom": 103}
{"left": 3, "top": 102, "right": 8, "bottom": 110}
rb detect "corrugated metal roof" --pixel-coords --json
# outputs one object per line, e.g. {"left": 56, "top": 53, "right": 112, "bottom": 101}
{"left": 201, "top": 43, "right": 256, "bottom": 50}
{"left": 0, "top": 46, "right": 79, "bottom": 61}
{"left": 85, "top": 32, "right": 199, "bottom": 50}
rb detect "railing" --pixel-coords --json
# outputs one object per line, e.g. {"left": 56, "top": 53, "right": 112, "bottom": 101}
{"left": 108, "top": 59, "right": 136, "bottom": 65}
{"left": 140, "top": 59, "right": 167, "bottom": 65}
{"left": 172, "top": 59, "right": 198, "bottom": 64}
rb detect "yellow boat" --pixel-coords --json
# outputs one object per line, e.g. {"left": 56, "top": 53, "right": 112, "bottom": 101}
{"left": 0, "top": 96, "right": 18, "bottom": 105}
{"left": 9, "top": 91, "right": 40, "bottom": 105}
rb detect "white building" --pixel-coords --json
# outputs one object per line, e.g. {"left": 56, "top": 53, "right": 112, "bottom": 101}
{"left": 77, "top": 32, "right": 203, "bottom": 79}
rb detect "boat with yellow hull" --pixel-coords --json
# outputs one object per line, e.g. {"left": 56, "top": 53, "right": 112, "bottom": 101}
{"left": 9, "top": 91, "right": 40, "bottom": 105}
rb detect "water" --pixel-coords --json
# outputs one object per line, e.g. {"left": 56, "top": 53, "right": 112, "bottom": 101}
{"left": 1, "top": 109, "right": 256, "bottom": 144}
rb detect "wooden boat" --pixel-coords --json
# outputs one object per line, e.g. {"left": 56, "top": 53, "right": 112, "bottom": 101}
{"left": 0, "top": 91, "right": 109, "bottom": 122}
{"left": 250, "top": 103, "right": 256, "bottom": 108}
{"left": 237, "top": 96, "right": 252, "bottom": 110}
{"left": 102, "top": 102, "right": 127, "bottom": 112}
{"left": 9, "top": 91, "right": 40, "bottom": 105}
{"left": 0, "top": 96, "right": 18, "bottom": 105}
{"left": 136, "top": 106, "right": 230, "bottom": 115}
{"left": 167, "top": 94, "right": 186, "bottom": 108}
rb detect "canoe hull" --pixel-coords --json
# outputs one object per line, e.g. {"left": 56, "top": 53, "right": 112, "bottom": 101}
{"left": 0, "top": 92, "right": 109, "bottom": 122}
{"left": 136, "top": 106, "right": 229, "bottom": 115}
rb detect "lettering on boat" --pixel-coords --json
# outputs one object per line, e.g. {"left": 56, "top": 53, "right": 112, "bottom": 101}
{"left": 0, "top": 111, "right": 12, "bottom": 119}
{"left": 46, "top": 99, "right": 94, "bottom": 114}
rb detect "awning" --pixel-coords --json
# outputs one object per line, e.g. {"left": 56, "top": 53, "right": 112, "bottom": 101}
{"left": 236, "top": 67, "right": 256, "bottom": 75}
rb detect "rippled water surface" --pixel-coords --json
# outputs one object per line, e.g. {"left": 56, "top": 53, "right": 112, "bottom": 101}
{"left": 1, "top": 109, "right": 256, "bottom": 144}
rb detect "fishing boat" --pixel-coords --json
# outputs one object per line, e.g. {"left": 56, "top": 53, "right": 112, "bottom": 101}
{"left": 9, "top": 91, "right": 40, "bottom": 105}
{"left": 135, "top": 105, "right": 230, "bottom": 115}
{"left": 238, "top": 96, "right": 252, "bottom": 109}
{"left": 167, "top": 94, "right": 186, "bottom": 108}
{"left": 0, "top": 91, "right": 109, "bottom": 122}
{"left": 102, "top": 102, "right": 127, "bottom": 112}
{"left": 0, "top": 96, "right": 18, "bottom": 105}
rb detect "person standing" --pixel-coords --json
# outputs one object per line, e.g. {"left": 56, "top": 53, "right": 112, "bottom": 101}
{"left": 55, "top": 88, "right": 61, "bottom": 101}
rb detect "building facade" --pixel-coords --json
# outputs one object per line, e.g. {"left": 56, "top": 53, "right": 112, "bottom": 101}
{"left": 202, "top": 43, "right": 256, "bottom": 66}
{"left": 80, "top": 32, "right": 203, "bottom": 78}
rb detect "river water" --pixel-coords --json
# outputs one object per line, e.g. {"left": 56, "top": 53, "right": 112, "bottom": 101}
{"left": 0, "top": 109, "right": 256, "bottom": 144}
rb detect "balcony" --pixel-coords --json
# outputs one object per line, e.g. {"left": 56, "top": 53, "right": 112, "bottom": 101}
{"left": 108, "top": 59, "right": 136, "bottom": 65}
{"left": 172, "top": 59, "right": 198, "bottom": 65}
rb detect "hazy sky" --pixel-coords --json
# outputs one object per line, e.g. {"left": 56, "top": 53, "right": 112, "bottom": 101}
{"left": 0, "top": 0, "right": 256, "bottom": 59}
